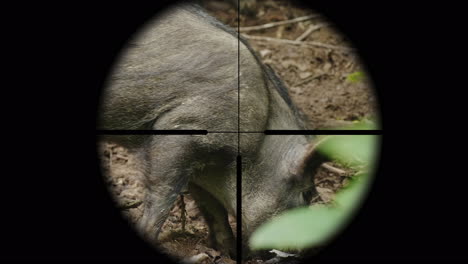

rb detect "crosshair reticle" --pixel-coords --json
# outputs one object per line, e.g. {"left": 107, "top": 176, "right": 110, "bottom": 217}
{"left": 96, "top": 1, "right": 382, "bottom": 263}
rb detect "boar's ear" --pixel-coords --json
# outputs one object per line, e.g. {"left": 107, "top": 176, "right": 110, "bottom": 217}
{"left": 289, "top": 139, "right": 329, "bottom": 181}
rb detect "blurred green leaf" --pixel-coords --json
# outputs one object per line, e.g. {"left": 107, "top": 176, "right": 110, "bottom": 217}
{"left": 326, "top": 119, "right": 378, "bottom": 131}
{"left": 249, "top": 206, "right": 345, "bottom": 250}
{"left": 250, "top": 122, "right": 379, "bottom": 251}
{"left": 334, "top": 172, "right": 368, "bottom": 208}
{"left": 346, "top": 71, "right": 366, "bottom": 83}
{"left": 249, "top": 174, "right": 369, "bottom": 250}
{"left": 318, "top": 135, "right": 378, "bottom": 168}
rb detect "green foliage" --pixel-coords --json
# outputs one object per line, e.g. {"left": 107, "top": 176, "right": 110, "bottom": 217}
{"left": 249, "top": 123, "right": 378, "bottom": 251}
{"left": 346, "top": 71, "right": 366, "bottom": 83}
{"left": 318, "top": 135, "right": 377, "bottom": 169}
{"left": 249, "top": 206, "right": 343, "bottom": 250}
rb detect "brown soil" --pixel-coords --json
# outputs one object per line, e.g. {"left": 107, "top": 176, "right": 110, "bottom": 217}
{"left": 205, "top": 0, "right": 378, "bottom": 129}
{"left": 98, "top": 0, "right": 378, "bottom": 263}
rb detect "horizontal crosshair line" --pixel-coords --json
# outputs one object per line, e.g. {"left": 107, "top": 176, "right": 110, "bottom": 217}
{"left": 96, "top": 130, "right": 208, "bottom": 135}
{"left": 264, "top": 129, "right": 383, "bottom": 135}
{"left": 208, "top": 131, "right": 264, "bottom": 133}
{"left": 97, "top": 129, "right": 383, "bottom": 135}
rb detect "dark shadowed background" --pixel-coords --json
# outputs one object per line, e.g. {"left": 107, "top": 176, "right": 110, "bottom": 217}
{"left": 1, "top": 0, "right": 467, "bottom": 262}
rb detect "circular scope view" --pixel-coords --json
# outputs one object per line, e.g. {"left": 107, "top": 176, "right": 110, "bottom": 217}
{"left": 97, "top": 1, "right": 381, "bottom": 263}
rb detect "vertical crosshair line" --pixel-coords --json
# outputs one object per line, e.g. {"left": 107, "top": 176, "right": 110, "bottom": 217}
{"left": 236, "top": 0, "right": 242, "bottom": 262}
{"left": 237, "top": 1, "right": 241, "bottom": 155}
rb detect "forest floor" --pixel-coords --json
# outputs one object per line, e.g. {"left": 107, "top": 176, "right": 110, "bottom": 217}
{"left": 98, "top": 0, "right": 378, "bottom": 263}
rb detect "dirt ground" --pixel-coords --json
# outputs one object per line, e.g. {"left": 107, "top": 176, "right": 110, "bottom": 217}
{"left": 203, "top": 0, "right": 378, "bottom": 129}
{"left": 98, "top": 1, "right": 378, "bottom": 263}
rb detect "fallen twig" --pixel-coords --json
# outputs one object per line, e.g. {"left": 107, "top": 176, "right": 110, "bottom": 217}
{"left": 238, "top": 14, "right": 320, "bottom": 32}
{"left": 294, "top": 74, "right": 325, "bottom": 87}
{"left": 241, "top": 34, "right": 354, "bottom": 52}
{"left": 321, "top": 163, "right": 347, "bottom": 175}
{"left": 295, "top": 23, "right": 329, "bottom": 41}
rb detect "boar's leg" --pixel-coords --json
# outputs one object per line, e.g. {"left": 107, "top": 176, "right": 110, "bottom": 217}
{"left": 137, "top": 136, "right": 199, "bottom": 242}
{"left": 188, "top": 182, "right": 236, "bottom": 259}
